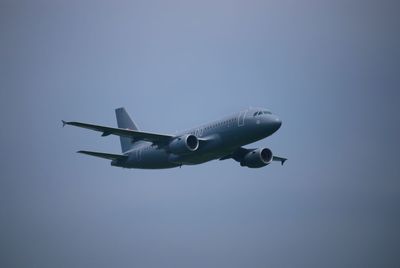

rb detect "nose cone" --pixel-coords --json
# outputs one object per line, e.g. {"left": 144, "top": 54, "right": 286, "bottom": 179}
{"left": 263, "top": 115, "right": 281, "bottom": 134}
{"left": 258, "top": 114, "right": 282, "bottom": 136}
{"left": 272, "top": 116, "right": 282, "bottom": 132}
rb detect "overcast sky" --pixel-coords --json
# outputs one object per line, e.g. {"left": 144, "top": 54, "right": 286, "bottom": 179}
{"left": 1, "top": 0, "right": 399, "bottom": 267}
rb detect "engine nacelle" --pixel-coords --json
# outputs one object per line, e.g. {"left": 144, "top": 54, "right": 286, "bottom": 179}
{"left": 168, "top": 134, "right": 199, "bottom": 154}
{"left": 240, "top": 148, "right": 273, "bottom": 168}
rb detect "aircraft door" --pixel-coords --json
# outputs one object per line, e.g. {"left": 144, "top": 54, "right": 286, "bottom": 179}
{"left": 238, "top": 110, "right": 247, "bottom": 127}
{"left": 136, "top": 149, "right": 142, "bottom": 161}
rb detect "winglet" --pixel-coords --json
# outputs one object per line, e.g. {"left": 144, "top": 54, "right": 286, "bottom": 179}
{"left": 62, "top": 120, "right": 67, "bottom": 127}
{"left": 273, "top": 156, "right": 287, "bottom": 166}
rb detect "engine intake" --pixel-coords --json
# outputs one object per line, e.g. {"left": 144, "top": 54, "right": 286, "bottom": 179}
{"left": 169, "top": 134, "right": 199, "bottom": 154}
{"left": 241, "top": 148, "right": 273, "bottom": 168}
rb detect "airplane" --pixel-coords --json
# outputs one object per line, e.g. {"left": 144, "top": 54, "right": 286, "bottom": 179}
{"left": 62, "top": 107, "right": 287, "bottom": 169}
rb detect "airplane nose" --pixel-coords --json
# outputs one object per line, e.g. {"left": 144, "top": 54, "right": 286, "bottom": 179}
{"left": 262, "top": 115, "right": 282, "bottom": 134}
{"left": 272, "top": 117, "right": 282, "bottom": 131}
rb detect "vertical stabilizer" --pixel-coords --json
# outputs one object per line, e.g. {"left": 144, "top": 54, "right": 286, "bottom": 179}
{"left": 115, "top": 107, "right": 139, "bottom": 153}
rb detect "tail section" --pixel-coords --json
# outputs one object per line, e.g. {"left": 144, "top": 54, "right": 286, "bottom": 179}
{"left": 115, "top": 107, "right": 139, "bottom": 152}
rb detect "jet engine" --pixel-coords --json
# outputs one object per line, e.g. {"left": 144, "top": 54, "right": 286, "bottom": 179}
{"left": 240, "top": 148, "right": 273, "bottom": 168}
{"left": 168, "top": 134, "right": 199, "bottom": 154}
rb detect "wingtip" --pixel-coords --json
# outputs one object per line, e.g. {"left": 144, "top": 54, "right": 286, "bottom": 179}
{"left": 281, "top": 159, "right": 287, "bottom": 165}
{"left": 61, "top": 120, "right": 66, "bottom": 127}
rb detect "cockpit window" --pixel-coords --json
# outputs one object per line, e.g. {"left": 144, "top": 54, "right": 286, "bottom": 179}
{"left": 254, "top": 110, "right": 272, "bottom": 116}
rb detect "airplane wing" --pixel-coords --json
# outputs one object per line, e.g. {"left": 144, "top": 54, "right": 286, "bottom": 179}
{"left": 78, "top": 150, "right": 128, "bottom": 161}
{"left": 62, "top": 120, "right": 172, "bottom": 144}
{"left": 220, "top": 147, "right": 287, "bottom": 165}
{"left": 219, "top": 147, "right": 249, "bottom": 161}
{"left": 272, "top": 156, "right": 287, "bottom": 165}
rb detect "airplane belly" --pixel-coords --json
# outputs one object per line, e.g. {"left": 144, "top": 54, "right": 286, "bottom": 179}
{"left": 169, "top": 147, "right": 233, "bottom": 165}
{"left": 126, "top": 148, "right": 179, "bottom": 169}
{"left": 168, "top": 133, "right": 237, "bottom": 165}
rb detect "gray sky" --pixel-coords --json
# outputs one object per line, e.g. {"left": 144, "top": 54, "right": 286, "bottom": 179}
{"left": 1, "top": 0, "right": 399, "bottom": 267}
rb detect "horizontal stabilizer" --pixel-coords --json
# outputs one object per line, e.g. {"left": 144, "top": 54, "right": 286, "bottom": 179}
{"left": 77, "top": 150, "right": 128, "bottom": 161}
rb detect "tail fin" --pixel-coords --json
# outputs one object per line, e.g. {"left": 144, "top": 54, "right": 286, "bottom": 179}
{"left": 115, "top": 107, "right": 139, "bottom": 152}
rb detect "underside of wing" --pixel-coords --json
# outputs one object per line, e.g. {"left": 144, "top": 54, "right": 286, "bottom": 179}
{"left": 62, "top": 120, "right": 172, "bottom": 144}
{"left": 219, "top": 147, "right": 252, "bottom": 162}
{"left": 220, "top": 147, "right": 287, "bottom": 165}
